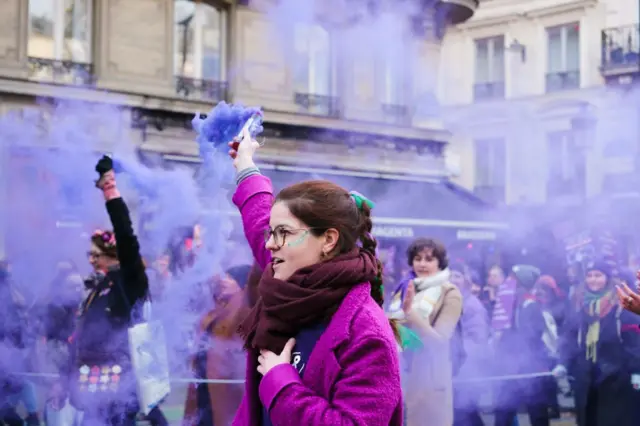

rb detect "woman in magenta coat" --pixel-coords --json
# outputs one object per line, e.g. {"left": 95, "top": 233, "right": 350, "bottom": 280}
{"left": 227, "top": 129, "right": 403, "bottom": 426}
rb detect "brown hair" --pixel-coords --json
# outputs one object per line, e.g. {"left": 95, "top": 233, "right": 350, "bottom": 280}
{"left": 275, "top": 180, "right": 398, "bottom": 339}
{"left": 406, "top": 237, "right": 448, "bottom": 270}
{"left": 91, "top": 230, "right": 118, "bottom": 259}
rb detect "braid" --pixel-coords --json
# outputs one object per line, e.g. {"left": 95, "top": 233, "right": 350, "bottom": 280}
{"left": 358, "top": 203, "right": 400, "bottom": 342}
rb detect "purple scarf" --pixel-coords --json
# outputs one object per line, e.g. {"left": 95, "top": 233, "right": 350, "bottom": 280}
{"left": 491, "top": 277, "right": 517, "bottom": 331}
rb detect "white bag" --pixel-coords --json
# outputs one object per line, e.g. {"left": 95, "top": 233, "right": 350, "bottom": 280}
{"left": 127, "top": 301, "right": 171, "bottom": 415}
{"left": 44, "top": 399, "right": 83, "bottom": 426}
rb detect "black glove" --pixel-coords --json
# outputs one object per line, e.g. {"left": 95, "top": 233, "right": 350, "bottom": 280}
{"left": 95, "top": 155, "right": 114, "bottom": 179}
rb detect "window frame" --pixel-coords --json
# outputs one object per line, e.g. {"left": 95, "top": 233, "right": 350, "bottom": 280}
{"left": 546, "top": 22, "right": 580, "bottom": 73}
{"left": 292, "top": 22, "right": 337, "bottom": 97}
{"left": 173, "top": 0, "right": 227, "bottom": 82}
{"left": 473, "top": 35, "right": 505, "bottom": 84}
{"left": 27, "top": 0, "right": 93, "bottom": 63}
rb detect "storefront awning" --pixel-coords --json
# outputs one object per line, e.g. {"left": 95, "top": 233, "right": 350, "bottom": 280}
{"left": 260, "top": 165, "right": 508, "bottom": 241}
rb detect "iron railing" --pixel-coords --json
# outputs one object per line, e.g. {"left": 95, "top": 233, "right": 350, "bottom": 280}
{"left": 293, "top": 93, "right": 341, "bottom": 118}
{"left": 27, "top": 57, "right": 94, "bottom": 86}
{"left": 545, "top": 70, "right": 580, "bottom": 92}
{"left": 601, "top": 24, "right": 640, "bottom": 71}
{"left": 175, "top": 76, "right": 228, "bottom": 101}
{"left": 472, "top": 81, "right": 505, "bottom": 101}
{"left": 381, "top": 103, "right": 410, "bottom": 125}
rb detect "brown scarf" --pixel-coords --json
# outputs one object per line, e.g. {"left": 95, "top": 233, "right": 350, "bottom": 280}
{"left": 238, "top": 248, "right": 378, "bottom": 353}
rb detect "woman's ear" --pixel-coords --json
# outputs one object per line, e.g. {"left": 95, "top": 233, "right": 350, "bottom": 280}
{"left": 322, "top": 228, "right": 340, "bottom": 255}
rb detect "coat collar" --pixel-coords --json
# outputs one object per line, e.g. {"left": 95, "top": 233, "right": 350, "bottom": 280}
{"left": 317, "top": 282, "right": 371, "bottom": 351}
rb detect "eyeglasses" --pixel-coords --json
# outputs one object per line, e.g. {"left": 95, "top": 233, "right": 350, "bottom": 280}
{"left": 264, "top": 227, "right": 311, "bottom": 249}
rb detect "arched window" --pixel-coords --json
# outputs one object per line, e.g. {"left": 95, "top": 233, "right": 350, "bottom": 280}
{"left": 174, "top": 0, "right": 227, "bottom": 89}
{"left": 27, "top": 0, "right": 93, "bottom": 83}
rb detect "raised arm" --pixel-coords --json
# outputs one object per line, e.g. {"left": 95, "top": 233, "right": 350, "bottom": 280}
{"left": 229, "top": 128, "right": 273, "bottom": 270}
{"left": 96, "top": 157, "right": 148, "bottom": 304}
{"left": 232, "top": 174, "right": 273, "bottom": 269}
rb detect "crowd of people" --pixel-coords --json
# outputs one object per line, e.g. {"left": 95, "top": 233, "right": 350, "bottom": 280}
{"left": 1, "top": 128, "right": 640, "bottom": 426}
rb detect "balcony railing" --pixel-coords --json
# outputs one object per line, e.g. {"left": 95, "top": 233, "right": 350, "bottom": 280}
{"left": 381, "top": 103, "right": 411, "bottom": 126}
{"left": 472, "top": 81, "right": 505, "bottom": 101}
{"left": 545, "top": 70, "right": 580, "bottom": 92}
{"left": 294, "top": 93, "right": 341, "bottom": 118}
{"left": 175, "top": 76, "right": 227, "bottom": 101}
{"left": 601, "top": 24, "right": 640, "bottom": 77}
{"left": 27, "top": 57, "right": 94, "bottom": 86}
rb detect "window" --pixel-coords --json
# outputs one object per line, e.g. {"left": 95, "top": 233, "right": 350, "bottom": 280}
{"left": 474, "top": 138, "right": 506, "bottom": 202}
{"left": 174, "top": 0, "right": 227, "bottom": 93}
{"left": 292, "top": 24, "right": 336, "bottom": 116}
{"left": 27, "top": 0, "right": 92, "bottom": 82}
{"left": 546, "top": 23, "right": 580, "bottom": 91}
{"left": 546, "top": 131, "right": 585, "bottom": 196}
{"left": 473, "top": 36, "right": 505, "bottom": 100}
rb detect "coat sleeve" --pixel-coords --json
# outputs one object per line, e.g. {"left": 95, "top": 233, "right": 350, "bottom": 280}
{"left": 258, "top": 335, "right": 401, "bottom": 426}
{"left": 431, "top": 287, "right": 464, "bottom": 343}
{"left": 106, "top": 197, "right": 148, "bottom": 304}
{"left": 232, "top": 175, "right": 273, "bottom": 270}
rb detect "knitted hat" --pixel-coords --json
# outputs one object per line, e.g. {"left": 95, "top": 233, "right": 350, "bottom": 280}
{"left": 511, "top": 264, "right": 541, "bottom": 290}
{"left": 586, "top": 259, "right": 613, "bottom": 278}
{"left": 226, "top": 264, "right": 252, "bottom": 290}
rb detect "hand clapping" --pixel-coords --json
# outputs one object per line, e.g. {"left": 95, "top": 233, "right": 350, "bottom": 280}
{"left": 617, "top": 282, "right": 640, "bottom": 315}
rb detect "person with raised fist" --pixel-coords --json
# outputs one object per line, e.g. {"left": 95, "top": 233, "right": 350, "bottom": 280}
{"left": 52, "top": 155, "right": 150, "bottom": 426}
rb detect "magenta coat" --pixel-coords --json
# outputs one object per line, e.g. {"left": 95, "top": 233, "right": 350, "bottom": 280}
{"left": 231, "top": 174, "right": 403, "bottom": 426}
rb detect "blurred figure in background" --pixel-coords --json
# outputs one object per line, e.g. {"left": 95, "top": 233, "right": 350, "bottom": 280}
{"left": 183, "top": 264, "right": 252, "bottom": 426}
{"left": 389, "top": 237, "right": 463, "bottom": 426}
{"left": 533, "top": 275, "right": 565, "bottom": 419}
{"left": 483, "top": 265, "right": 505, "bottom": 319}
{"left": 560, "top": 260, "right": 640, "bottom": 426}
{"left": 493, "top": 265, "right": 550, "bottom": 426}
{"left": 449, "top": 261, "right": 489, "bottom": 426}
{"left": 0, "top": 260, "right": 28, "bottom": 426}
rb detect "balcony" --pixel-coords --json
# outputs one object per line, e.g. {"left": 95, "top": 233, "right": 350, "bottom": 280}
{"left": 473, "top": 81, "right": 505, "bottom": 101}
{"left": 381, "top": 104, "right": 411, "bottom": 126}
{"left": 294, "top": 93, "right": 341, "bottom": 118}
{"left": 601, "top": 24, "right": 640, "bottom": 84}
{"left": 175, "top": 76, "right": 228, "bottom": 102}
{"left": 545, "top": 70, "right": 580, "bottom": 92}
{"left": 27, "top": 57, "right": 94, "bottom": 86}
{"left": 435, "top": 0, "right": 479, "bottom": 25}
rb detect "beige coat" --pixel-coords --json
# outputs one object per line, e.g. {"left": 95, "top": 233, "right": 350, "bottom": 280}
{"left": 404, "top": 281, "right": 463, "bottom": 426}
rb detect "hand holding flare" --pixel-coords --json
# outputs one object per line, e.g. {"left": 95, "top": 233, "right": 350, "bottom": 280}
{"left": 95, "top": 155, "right": 120, "bottom": 201}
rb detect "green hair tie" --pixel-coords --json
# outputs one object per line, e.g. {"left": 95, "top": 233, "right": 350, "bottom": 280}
{"left": 349, "top": 191, "right": 375, "bottom": 210}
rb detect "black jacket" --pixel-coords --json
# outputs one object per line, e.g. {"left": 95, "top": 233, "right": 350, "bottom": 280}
{"left": 559, "top": 304, "right": 640, "bottom": 426}
{"left": 69, "top": 197, "right": 148, "bottom": 371}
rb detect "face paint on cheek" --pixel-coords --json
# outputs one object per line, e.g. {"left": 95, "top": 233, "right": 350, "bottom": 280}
{"left": 287, "top": 232, "right": 308, "bottom": 247}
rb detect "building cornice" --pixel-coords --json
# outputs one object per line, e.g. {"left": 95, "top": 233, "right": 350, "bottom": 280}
{"left": 456, "top": 0, "right": 596, "bottom": 30}
{"left": 0, "top": 77, "right": 451, "bottom": 144}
